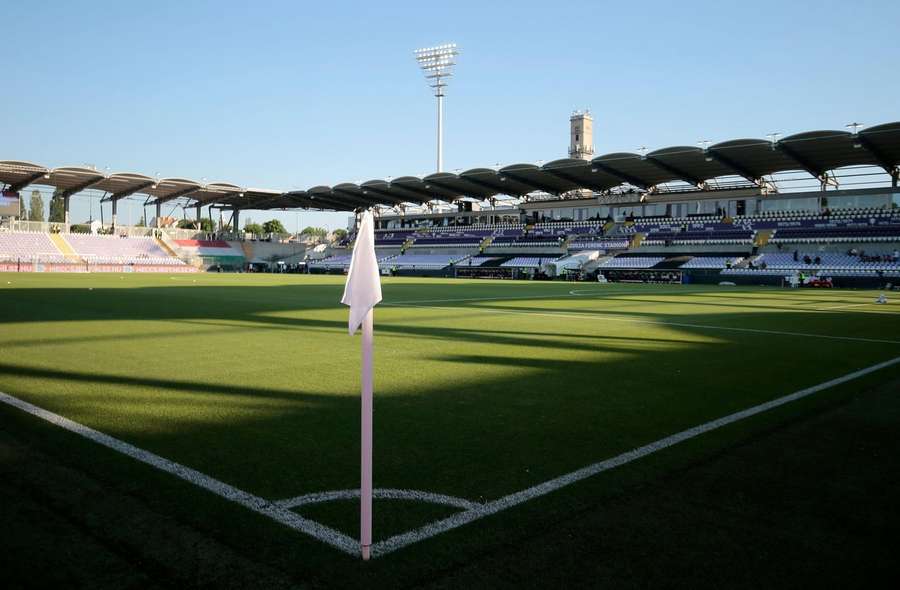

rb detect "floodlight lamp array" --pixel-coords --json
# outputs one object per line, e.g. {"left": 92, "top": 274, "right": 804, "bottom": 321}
{"left": 415, "top": 43, "right": 459, "bottom": 95}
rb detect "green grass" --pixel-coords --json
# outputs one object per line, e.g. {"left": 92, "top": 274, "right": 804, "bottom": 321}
{"left": 1, "top": 273, "right": 898, "bottom": 587}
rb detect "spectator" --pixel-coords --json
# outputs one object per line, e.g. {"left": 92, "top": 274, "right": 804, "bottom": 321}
{"left": 793, "top": 249, "right": 799, "bottom": 261}
{"left": 893, "top": 249, "right": 899, "bottom": 262}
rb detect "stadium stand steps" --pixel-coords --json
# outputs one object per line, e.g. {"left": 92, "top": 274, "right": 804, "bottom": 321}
{"left": 154, "top": 237, "right": 180, "bottom": 259}
{"left": 629, "top": 232, "right": 645, "bottom": 249}
{"left": 50, "top": 234, "right": 81, "bottom": 261}
{"left": 754, "top": 229, "right": 773, "bottom": 247}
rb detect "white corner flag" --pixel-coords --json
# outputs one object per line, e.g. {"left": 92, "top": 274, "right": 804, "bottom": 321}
{"left": 340, "top": 210, "right": 382, "bottom": 561}
{"left": 341, "top": 210, "right": 383, "bottom": 334}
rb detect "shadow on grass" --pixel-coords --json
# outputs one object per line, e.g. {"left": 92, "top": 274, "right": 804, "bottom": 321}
{"left": 0, "top": 281, "right": 896, "bottom": 498}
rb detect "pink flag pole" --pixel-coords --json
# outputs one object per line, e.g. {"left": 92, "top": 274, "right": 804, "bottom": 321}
{"left": 360, "top": 308, "right": 374, "bottom": 560}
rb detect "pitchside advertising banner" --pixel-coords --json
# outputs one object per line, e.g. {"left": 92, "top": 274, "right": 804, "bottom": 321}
{"left": 0, "top": 190, "right": 21, "bottom": 216}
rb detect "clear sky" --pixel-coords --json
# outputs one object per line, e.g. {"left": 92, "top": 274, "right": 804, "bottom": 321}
{"left": 3, "top": 0, "right": 898, "bottom": 230}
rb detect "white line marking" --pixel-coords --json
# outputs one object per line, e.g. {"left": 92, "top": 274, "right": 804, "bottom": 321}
{"left": 388, "top": 302, "right": 900, "bottom": 345}
{"left": 385, "top": 287, "right": 705, "bottom": 306}
{"left": 0, "top": 391, "right": 359, "bottom": 556}
{"left": 816, "top": 301, "right": 896, "bottom": 313}
{"left": 277, "top": 488, "right": 479, "bottom": 510}
{"left": 371, "top": 356, "right": 900, "bottom": 557}
{"left": 394, "top": 288, "right": 898, "bottom": 316}
{"left": 4, "top": 355, "right": 899, "bottom": 559}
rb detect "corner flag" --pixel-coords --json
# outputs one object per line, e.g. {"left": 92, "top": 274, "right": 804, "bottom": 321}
{"left": 341, "top": 210, "right": 382, "bottom": 560}
{"left": 341, "top": 211, "right": 382, "bottom": 334}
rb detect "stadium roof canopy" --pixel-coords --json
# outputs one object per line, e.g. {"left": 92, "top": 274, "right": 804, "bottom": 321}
{"left": 2, "top": 122, "right": 899, "bottom": 212}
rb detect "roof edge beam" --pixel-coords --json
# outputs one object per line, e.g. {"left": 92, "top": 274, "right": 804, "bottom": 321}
{"left": 359, "top": 185, "right": 411, "bottom": 206}
{"left": 854, "top": 135, "right": 897, "bottom": 174}
{"left": 240, "top": 193, "right": 287, "bottom": 209}
{"left": 61, "top": 176, "right": 105, "bottom": 198}
{"left": 543, "top": 167, "right": 607, "bottom": 192}
{"left": 305, "top": 193, "right": 360, "bottom": 210}
{"left": 643, "top": 156, "right": 703, "bottom": 187}
{"left": 773, "top": 141, "right": 824, "bottom": 180}
{"left": 420, "top": 178, "right": 465, "bottom": 200}
{"left": 330, "top": 188, "right": 381, "bottom": 207}
{"left": 704, "top": 149, "right": 761, "bottom": 184}
{"left": 8, "top": 170, "right": 48, "bottom": 191}
{"left": 389, "top": 183, "right": 438, "bottom": 201}
{"left": 285, "top": 193, "right": 345, "bottom": 211}
{"left": 149, "top": 186, "right": 201, "bottom": 205}
{"left": 459, "top": 174, "right": 509, "bottom": 196}
{"left": 498, "top": 171, "right": 561, "bottom": 195}
{"left": 103, "top": 180, "right": 156, "bottom": 202}
{"left": 590, "top": 162, "right": 648, "bottom": 190}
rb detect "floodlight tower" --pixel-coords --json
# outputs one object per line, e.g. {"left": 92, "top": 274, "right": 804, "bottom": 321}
{"left": 415, "top": 43, "right": 459, "bottom": 172}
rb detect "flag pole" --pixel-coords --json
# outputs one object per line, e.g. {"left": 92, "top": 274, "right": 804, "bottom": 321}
{"left": 360, "top": 307, "right": 374, "bottom": 560}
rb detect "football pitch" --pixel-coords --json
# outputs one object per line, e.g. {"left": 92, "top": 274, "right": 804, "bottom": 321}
{"left": 2, "top": 273, "right": 899, "bottom": 588}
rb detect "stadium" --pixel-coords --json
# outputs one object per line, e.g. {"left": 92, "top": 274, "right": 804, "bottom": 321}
{"left": 3, "top": 4, "right": 900, "bottom": 589}
{"left": 4, "top": 121, "right": 900, "bottom": 283}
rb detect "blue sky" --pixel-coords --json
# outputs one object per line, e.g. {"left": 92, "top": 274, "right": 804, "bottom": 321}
{"left": 3, "top": 0, "right": 898, "bottom": 230}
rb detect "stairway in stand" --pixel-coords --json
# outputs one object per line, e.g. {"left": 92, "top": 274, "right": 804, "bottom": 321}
{"left": 754, "top": 230, "right": 773, "bottom": 248}
{"left": 154, "top": 237, "right": 180, "bottom": 259}
{"left": 629, "top": 232, "right": 645, "bottom": 249}
{"left": 50, "top": 234, "right": 82, "bottom": 262}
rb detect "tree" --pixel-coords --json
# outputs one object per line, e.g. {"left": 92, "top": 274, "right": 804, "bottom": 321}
{"left": 331, "top": 228, "right": 348, "bottom": 243}
{"left": 177, "top": 218, "right": 214, "bottom": 231}
{"left": 28, "top": 190, "right": 45, "bottom": 222}
{"left": 262, "top": 219, "right": 288, "bottom": 235}
{"left": 137, "top": 211, "right": 146, "bottom": 227}
{"left": 244, "top": 222, "right": 264, "bottom": 235}
{"left": 300, "top": 226, "right": 328, "bottom": 242}
{"left": 48, "top": 189, "right": 66, "bottom": 223}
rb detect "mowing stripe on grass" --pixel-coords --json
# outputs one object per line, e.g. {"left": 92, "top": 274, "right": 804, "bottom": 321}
{"left": 386, "top": 301, "right": 900, "bottom": 345}
{"left": 277, "top": 488, "right": 479, "bottom": 510}
{"left": 371, "top": 355, "right": 900, "bottom": 557}
{"left": 0, "top": 391, "right": 359, "bottom": 556}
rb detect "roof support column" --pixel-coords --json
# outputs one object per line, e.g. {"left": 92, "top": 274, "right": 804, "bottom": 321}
{"left": 111, "top": 199, "right": 118, "bottom": 232}
{"left": 819, "top": 172, "right": 839, "bottom": 191}
{"left": 233, "top": 209, "right": 240, "bottom": 233}
{"left": 64, "top": 195, "right": 70, "bottom": 233}
{"left": 155, "top": 202, "right": 162, "bottom": 225}
{"left": 892, "top": 168, "right": 898, "bottom": 188}
{"left": 196, "top": 203, "right": 202, "bottom": 230}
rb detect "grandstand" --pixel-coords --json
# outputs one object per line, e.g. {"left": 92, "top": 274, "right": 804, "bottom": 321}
{"left": 382, "top": 253, "right": 470, "bottom": 269}
{"left": 0, "top": 231, "right": 192, "bottom": 272}
{"left": 2, "top": 122, "right": 899, "bottom": 286}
